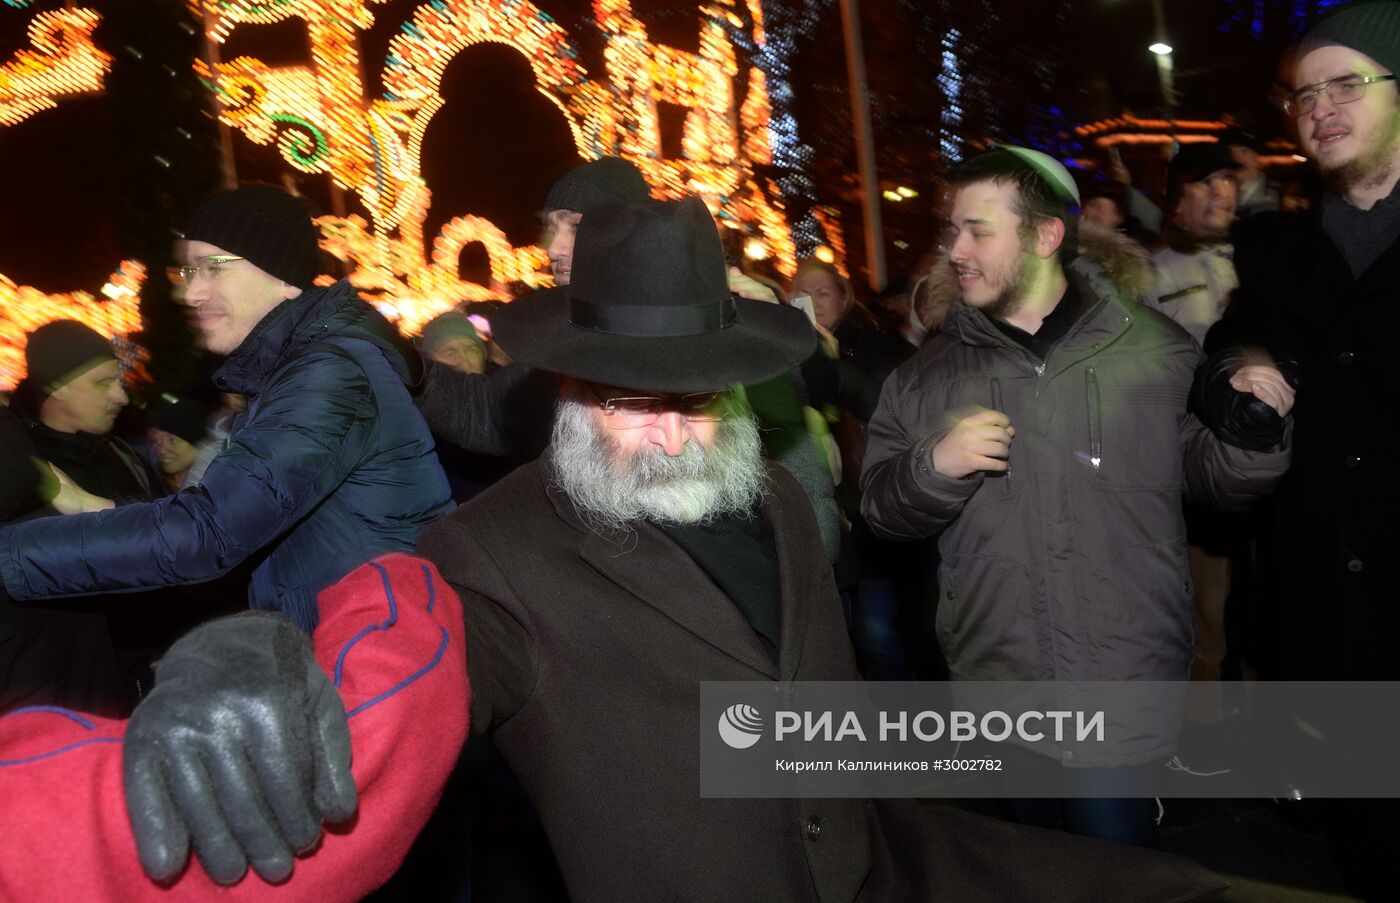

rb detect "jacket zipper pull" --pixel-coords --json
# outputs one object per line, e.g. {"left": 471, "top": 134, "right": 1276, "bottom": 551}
{"left": 1086, "top": 367, "right": 1103, "bottom": 476}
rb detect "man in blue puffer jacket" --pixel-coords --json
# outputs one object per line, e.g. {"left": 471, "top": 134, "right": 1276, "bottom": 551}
{"left": 0, "top": 185, "right": 453, "bottom": 633}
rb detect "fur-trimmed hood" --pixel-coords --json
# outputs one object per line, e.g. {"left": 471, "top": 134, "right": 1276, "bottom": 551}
{"left": 910, "top": 222, "right": 1153, "bottom": 339}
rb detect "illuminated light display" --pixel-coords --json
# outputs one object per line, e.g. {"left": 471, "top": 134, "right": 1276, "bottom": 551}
{"left": 315, "top": 210, "right": 549, "bottom": 333}
{"left": 196, "top": 0, "right": 800, "bottom": 325}
{"left": 0, "top": 7, "right": 110, "bottom": 127}
{"left": 1072, "top": 116, "right": 1304, "bottom": 166}
{"left": 938, "top": 28, "right": 964, "bottom": 165}
{"left": 0, "top": 262, "right": 148, "bottom": 391}
{"left": 0, "top": 6, "right": 141, "bottom": 391}
{"left": 1098, "top": 134, "right": 1223, "bottom": 147}
{"left": 2, "top": 1, "right": 809, "bottom": 387}
{"left": 811, "top": 206, "right": 849, "bottom": 279}
{"left": 1074, "top": 115, "right": 1229, "bottom": 139}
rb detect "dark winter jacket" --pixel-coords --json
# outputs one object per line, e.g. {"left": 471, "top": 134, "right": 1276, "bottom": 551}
{"left": 1, "top": 407, "right": 121, "bottom": 717}
{"left": 0, "top": 280, "right": 453, "bottom": 632}
{"left": 0, "top": 402, "right": 140, "bottom": 716}
{"left": 1214, "top": 206, "right": 1400, "bottom": 678}
{"left": 801, "top": 314, "right": 912, "bottom": 422}
{"left": 0, "top": 406, "right": 40, "bottom": 523}
{"left": 6, "top": 397, "right": 162, "bottom": 505}
{"left": 860, "top": 227, "right": 1291, "bottom": 762}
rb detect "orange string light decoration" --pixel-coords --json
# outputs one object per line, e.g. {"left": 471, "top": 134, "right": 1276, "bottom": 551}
{"left": 0, "top": 7, "right": 110, "bottom": 127}
{"left": 2, "top": 1, "right": 801, "bottom": 388}
{"left": 196, "top": 0, "right": 797, "bottom": 330}
{"left": 0, "top": 262, "right": 148, "bottom": 391}
{"left": 0, "top": 7, "right": 138, "bottom": 391}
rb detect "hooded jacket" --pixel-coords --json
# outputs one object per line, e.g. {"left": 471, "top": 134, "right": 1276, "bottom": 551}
{"left": 860, "top": 227, "right": 1290, "bottom": 764}
{"left": 0, "top": 280, "right": 453, "bottom": 632}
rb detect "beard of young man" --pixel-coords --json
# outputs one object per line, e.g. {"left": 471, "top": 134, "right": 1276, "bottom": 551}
{"left": 973, "top": 239, "right": 1037, "bottom": 322}
{"left": 1328, "top": 124, "right": 1400, "bottom": 196}
{"left": 550, "top": 388, "right": 769, "bottom": 530}
{"left": 957, "top": 221, "right": 1047, "bottom": 323}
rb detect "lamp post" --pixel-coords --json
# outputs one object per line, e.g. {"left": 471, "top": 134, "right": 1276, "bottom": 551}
{"left": 838, "top": 0, "right": 887, "bottom": 293}
{"left": 1148, "top": 0, "right": 1177, "bottom": 136}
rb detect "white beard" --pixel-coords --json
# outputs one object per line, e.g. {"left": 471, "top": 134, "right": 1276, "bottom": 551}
{"left": 549, "top": 389, "right": 768, "bottom": 530}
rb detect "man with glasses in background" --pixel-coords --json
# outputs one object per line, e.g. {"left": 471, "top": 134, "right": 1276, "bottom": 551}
{"left": 1217, "top": 3, "right": 1400, "bottom": 896}
{"left": 0, "top": 184, "right": 451, "bottom": 634}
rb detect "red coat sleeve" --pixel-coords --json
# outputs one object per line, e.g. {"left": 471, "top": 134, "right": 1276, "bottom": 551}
{"left": 0, "top": 553, "right": 469, "bottom": 901}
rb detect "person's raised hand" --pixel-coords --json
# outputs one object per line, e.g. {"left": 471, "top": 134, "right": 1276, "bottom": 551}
{"left": 39, "top": 461, "right": 114, "bottom": 514}
{"left": 728, "top": 267, "right": 779, "bottom": 304}
{"left": 1230, "top": 364, "right": 1295, "bottom": 418}
{"left": 931, "top": 407, "right": 1014, "bottom": 479}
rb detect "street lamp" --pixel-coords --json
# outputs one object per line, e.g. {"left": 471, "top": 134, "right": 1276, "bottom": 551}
{"left": 1148, "top": 42, "right": 1173, "bottom": 56}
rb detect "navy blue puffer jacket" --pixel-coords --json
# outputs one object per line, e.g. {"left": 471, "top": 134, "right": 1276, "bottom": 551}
{"left": 0, "top": 280, "right": 453, "bottom": 632}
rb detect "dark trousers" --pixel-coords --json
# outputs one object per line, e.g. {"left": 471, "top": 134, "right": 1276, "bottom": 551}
{"left": 999, "top": 746, "right": 1160, "bottom": 846}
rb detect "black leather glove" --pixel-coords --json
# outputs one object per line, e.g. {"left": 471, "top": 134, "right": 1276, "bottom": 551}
{"left": 1189, "top": 349, "right": 1297, "bottom": 452}
{"left": 123, "top": 611, "right": 357, "bottom": 886}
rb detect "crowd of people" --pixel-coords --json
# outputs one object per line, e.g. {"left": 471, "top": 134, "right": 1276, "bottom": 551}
{"left": 2, "top": 1, "right": 1399, "bottom": 900}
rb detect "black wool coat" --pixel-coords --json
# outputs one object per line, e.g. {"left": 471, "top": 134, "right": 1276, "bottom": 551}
{"left": 1221, "top": 208, "right": 1400, "bottom": 679}
{"left": 418, "top": 458, "right": 1222, "bottom": 903}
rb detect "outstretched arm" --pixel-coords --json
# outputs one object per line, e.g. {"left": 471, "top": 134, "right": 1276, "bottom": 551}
{"left": 0, "top": 553, "right": 468, "bottom": 901}
{"left": 0, "top": 350, "right": 377, "bottom": 602}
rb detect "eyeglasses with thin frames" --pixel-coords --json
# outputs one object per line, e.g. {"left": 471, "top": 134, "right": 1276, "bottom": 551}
{"left": 587, "top": 383, "right": 727, "bottom": 429}
{"left": 1282, "top": 74, "right": 1397, "bottom": 117}
{"left": 166, "top": 255, "right": 245, "bottom": 287}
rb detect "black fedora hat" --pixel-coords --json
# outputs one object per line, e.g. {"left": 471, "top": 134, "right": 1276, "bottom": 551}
{"left": 491, "top": 197, "right": 816, "bottom": 393}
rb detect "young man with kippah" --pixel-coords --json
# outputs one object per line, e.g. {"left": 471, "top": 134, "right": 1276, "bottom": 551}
{"left": 862, "top": 146, "right": 1294, "bottom": 845}
{"left": 0, "top": 185, "right": 452, "bottom": 633}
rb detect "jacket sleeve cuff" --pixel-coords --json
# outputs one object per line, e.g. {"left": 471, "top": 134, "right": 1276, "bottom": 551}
{"left": 903, "top": 434, "right": 985, "bottom": 510}
{"left": 0, "top": 528, "right": 28, "bottom": 599}
{"left": 1222, "top": 416, "right": 1293, "bottom": 473}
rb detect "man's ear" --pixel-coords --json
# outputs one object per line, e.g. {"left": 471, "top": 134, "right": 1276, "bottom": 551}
{"left": 1035, "top": 217, "right": 1066, "bottom": 260}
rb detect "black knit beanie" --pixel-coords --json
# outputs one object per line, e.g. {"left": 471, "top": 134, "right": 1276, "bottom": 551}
{"left": 1298, "top": 1, "right": 1400, "bottom": 78}
{"left": 24, "top": 320, "right": 117, "bottom": 400}
{"left": 152, "top": 396, "right": 212, "bottom": 445}
{"left": 544, "top": 157, "right": 650, "bottom": 215}
{"left": 184, "top": 184, "right": 319, "bottom": 289}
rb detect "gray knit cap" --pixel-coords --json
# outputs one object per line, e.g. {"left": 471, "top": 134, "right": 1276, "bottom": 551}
{"left": 418, "top": 311, "right": 482, "bottom": 354}
{"left": 1298, "top": 2, "right": 1400, "bottom": 78}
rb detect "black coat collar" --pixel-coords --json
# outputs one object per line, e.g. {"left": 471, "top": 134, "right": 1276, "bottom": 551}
{"left": 212, "top": 279, "right": 416, "bottom": 395}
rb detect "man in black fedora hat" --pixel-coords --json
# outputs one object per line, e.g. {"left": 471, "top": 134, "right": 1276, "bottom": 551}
{"left": 414, "top": 155, "right": 841, "bottom": 556}
{"left": 412, "top": 196, "right": 1223, "bottom": 902}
